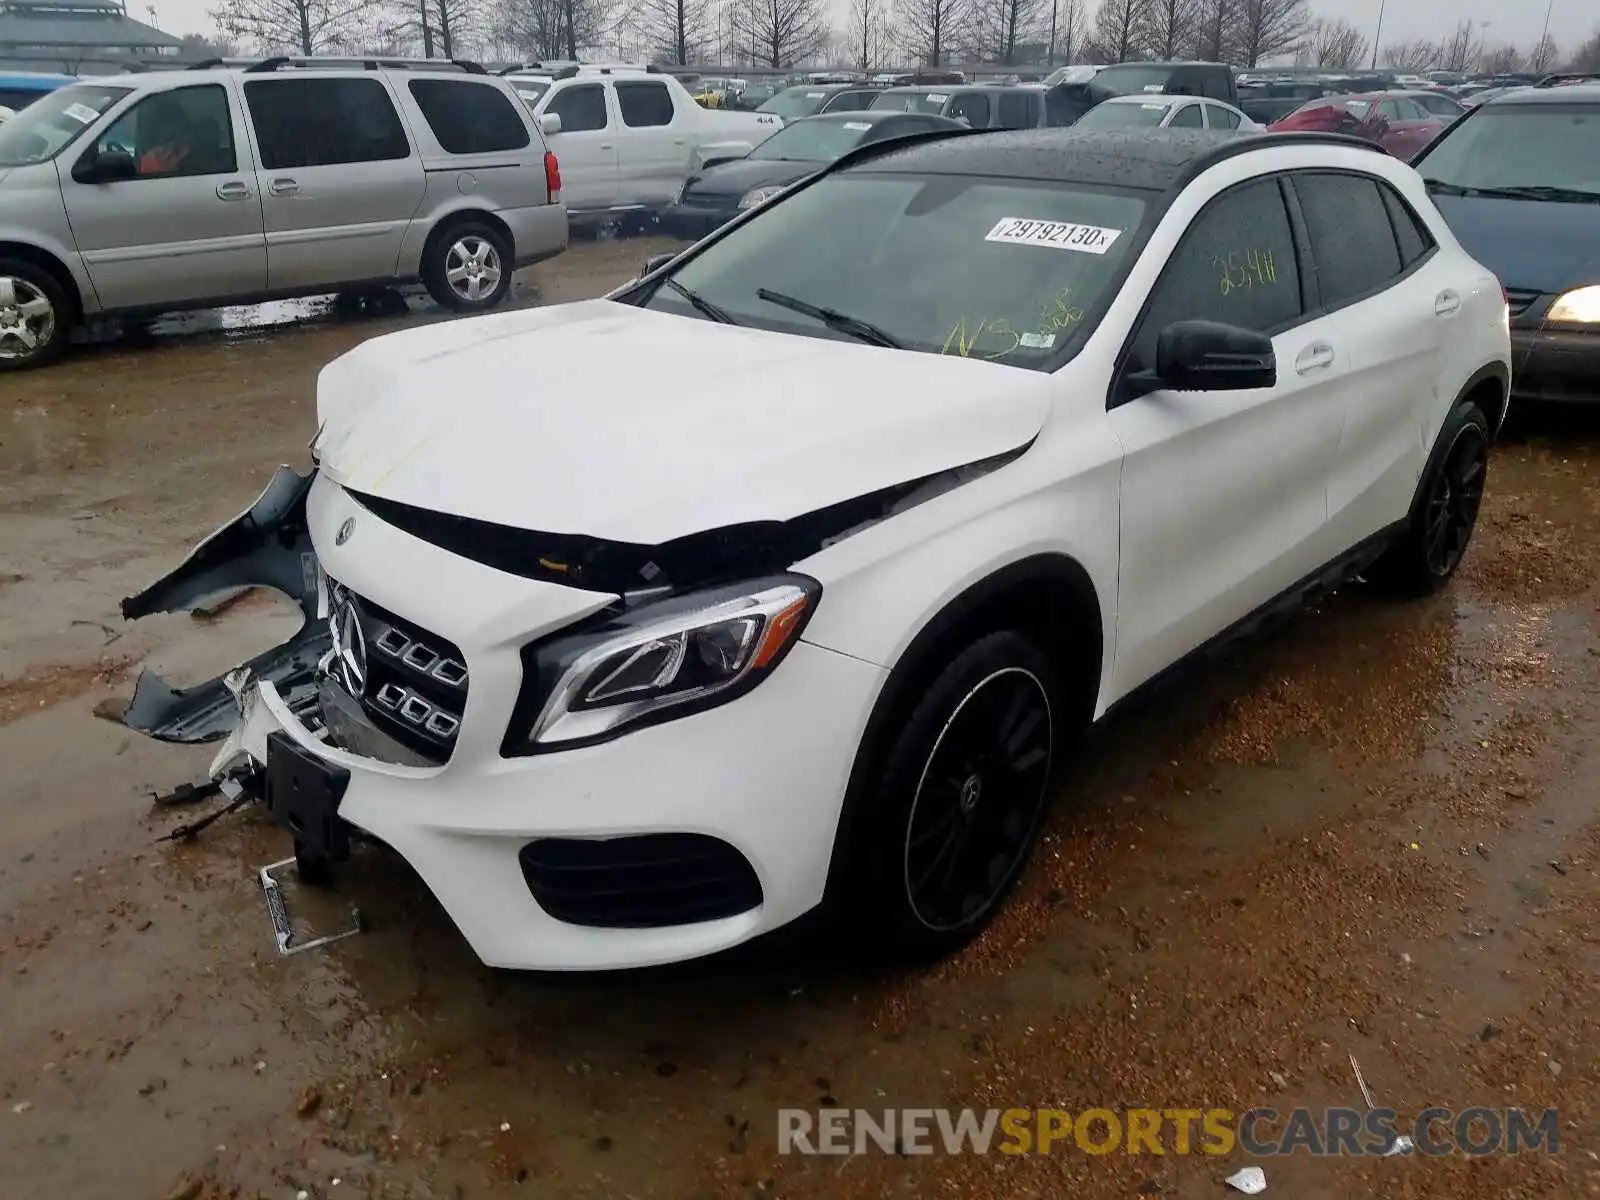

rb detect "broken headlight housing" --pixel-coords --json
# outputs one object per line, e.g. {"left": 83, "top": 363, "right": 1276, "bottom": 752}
{"left": 502, "top": 574, "right": 820, "bottom": 754}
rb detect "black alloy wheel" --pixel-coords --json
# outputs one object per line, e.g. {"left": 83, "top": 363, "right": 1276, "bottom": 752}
{"left": 1421, "top": 422, "right": 1487, "bottom": 578}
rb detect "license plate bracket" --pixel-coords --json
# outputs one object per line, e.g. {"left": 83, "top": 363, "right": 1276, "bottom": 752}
{"left": 264, "top": 730, "right": 352, "bottom": 862}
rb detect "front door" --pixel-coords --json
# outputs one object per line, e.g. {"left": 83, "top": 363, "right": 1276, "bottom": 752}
{"left": 241, "top": 75, "right": 426, "bottom": 292}
{"left": 612, "top": 80, "right": 691, "bottom": 207}
{"left": 57, "top": 81, "right": 265, "bottom": 311}
{"left": 540, "top": 83, "right": 619, "bottom": 215}
{"left": 1109, "top": 175, "right": 1346, "bottom": 699}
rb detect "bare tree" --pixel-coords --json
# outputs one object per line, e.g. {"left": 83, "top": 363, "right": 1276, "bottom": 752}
{"left": 495, "top": 0, "right": 614, "bottom": 59}
{"left": 1234, "top": 0, "right": 1306, "bottom": 68}
{"left": 211, "top": 0, "right": 380, "bottom": 53}
{"left": 1570, "top": 29, "right": 1600, "bottom": 71}
{"left": 1043, "top": 0, "right": 1084, "bottom": 63}
{"left": 1477, "top": 42, "right": 1523, "bottom": 74}
{"left": 1527, "top": 32, "right": 1560, "bottom": 72}
{"left": 1137, "top": 0, "right": 1194, "bottom": 60}
{"left": 1302, "top": 15, "right": 1365, "bottom": 69}
{"left": 1380, "top": 38, "right": 1436, "bottom": 71}
{"left": 382, "top": 0, "right": 478, "bottom": 57}
{"left": 733, "top": 0, "right": 829, "bottom": 66}
{"left": 1188, "top": 0, "right": 1235, "bottom": 61}
{"left": 894, "top": 0, "right": 966, "bottom": 65}
{"left": 1434, "top": 19, "right": 1481, "bottom": 73}
{"left": 1086, "top": 0, "right": 1147, "bottom": 62}
{"left": 970, "top": 0, "right": 1045, "bottom": 63}
{"left": 640, "top": 0, "right": 713, "bottom": 62}
{"left": 178, "top": 30, "right": 240, "bottom": 56}
{"left": 847, "top": 0, "right": 895, "bottom": 69}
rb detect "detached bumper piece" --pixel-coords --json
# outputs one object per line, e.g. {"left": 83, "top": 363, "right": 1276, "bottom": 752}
{"left": 518, "top": 833, "right": 763, "bottom": 929}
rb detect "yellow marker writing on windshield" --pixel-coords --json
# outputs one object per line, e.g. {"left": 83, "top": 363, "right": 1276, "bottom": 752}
{"left": 943, "top": 315, "right": 1022, "bottom": 360}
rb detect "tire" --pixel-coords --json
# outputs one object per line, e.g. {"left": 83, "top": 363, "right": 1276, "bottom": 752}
{"left": 1368, "top": 397, "right": 1490, "bottom": 596}
{"left": 293, "top": 839, "right": 333, "bottom": 886}
{"left": 421, "top": 220, "right": 513, "bottom": 313}
{"left": 0, "top": 258, "right": 72, "bottom": 372}
{"left": 835, "top": 630, "right": 1062, "bottom": 962}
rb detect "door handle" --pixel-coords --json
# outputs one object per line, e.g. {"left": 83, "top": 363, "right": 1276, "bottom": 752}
{"left": 1434, "top": 289, "right": 1462, "bottom": 316}
{"left": 599, "top": 143, "right": 614, "bottom": 150}
{"left": 1295, "top": 342, "right": 1336, "bottom": 374}
{"left": 267, "top": 178, "right": 299, "bottom": 197}
{"left": 215, "top": 181, "right": 251, "bottom": 201}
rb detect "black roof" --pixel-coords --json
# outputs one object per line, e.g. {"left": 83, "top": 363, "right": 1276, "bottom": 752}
{"left": 841, "top": 128, "right": 1384, "bottom": 191}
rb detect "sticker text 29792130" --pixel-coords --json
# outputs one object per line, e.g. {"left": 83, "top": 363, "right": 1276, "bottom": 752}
{"left": 985, "top": 218, "right": 1123, "bottom": 254}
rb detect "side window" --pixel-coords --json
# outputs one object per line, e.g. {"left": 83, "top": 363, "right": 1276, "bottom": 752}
{"left": 997, "top": 90, "right": 1033, "bottom": 128}
{"left": 615, "top": 81, "right": 675, "bottom": 127}
{"left": 547, "top": 84, "right": 608, "bottom": 133}
{"left": 1207, "top": 104, "right": 1241, "bottom": 130}
{"left": 1169, "top": 103, "right": 1204, "bottom": 128}
{"left": 1378, "top": 182, "right": 1436, "bottom": 268}
{"left": 1167, "top": 68, "right": 1200, "bottom": 96}
{"left": 408, "top": 79, "right": 529, "bottom": 154}
{"left": 245, "top": 78, "right": 409, "bottom": 169}
{"left": 948, "top": 92, "right": 989, "bottom": 126}
{"left": 1376, "top": 99, "right": 1401, "bottom": 121}
{"left": 1132, "top": 177, "right": 1303, "bottom": 369}
{"left": 90, "top": 84, "right": 236, "bottom": 178}
{"left": 1202, "top": 72, "right": 1234, "bottom": 102}
{"left": 1293, "top": 172, "right": 1405, "bottom": 307}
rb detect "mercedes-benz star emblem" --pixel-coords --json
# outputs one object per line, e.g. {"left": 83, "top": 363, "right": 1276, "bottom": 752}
{"left": 335, "top": 517, "right": 355, "bottom": 546}
{"left": 328, "top": 595, "right": 367, "bottom": 697}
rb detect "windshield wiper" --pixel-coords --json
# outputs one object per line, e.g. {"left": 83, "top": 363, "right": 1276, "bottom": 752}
{"left": 663, "top": 277, "right": 740, "bottom": 325}
{"left": 754, "top": 288, "right": 902, "bottom": 348}
{"left": 1424, "top": 179, "right": 1600, "bottom": 202}
{"left": 1422, "top": 178, "right": 1472, "bottom": 195}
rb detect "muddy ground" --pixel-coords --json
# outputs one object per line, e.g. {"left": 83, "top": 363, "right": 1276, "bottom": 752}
{"left": 2, "top": 235, "right": 1599, "bottom": 1200}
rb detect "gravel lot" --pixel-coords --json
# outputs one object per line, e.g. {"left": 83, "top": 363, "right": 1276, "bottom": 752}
{"left": 2, "top": 235, "right": 1598, "bottom": 1200}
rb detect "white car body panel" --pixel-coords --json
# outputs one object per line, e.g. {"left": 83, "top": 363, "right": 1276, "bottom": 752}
{"left": 131, "top": 134, "right": 1509, "bottom": 972}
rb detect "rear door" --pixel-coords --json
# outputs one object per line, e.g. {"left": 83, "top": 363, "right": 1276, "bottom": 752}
{"left": 613, "top": 79, "right": 691, "bottom": 207}
{"left": 57, "top": 80, "right": 266, "bottom": 310}
{"left": 1167, "top": 101, "right": 1205, "bottom": 128}
{"left": 945, "top": 91, "right": 991, "bottom": 127}
{"left": 242, "top": 74, "right": 425, "bottom": 291}
{"left": 539, "top": 82, "right": 619, "bottom": 214}
{"left": 1203, "top": 101, "right": 1242, "bottom": 130}
{"left": 1289, "top": 170, "right": 1442, "bottom": 550}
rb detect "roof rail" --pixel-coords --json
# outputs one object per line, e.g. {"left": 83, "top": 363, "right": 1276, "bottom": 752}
{"left": 240, "top": 55, "right": 486, "bottom": 74}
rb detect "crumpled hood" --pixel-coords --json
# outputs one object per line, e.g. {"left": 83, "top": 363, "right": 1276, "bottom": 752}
{"left": 1432, "top": 194, "right": 1600, "bottom": 294}
{"left": 314, "top": 300, "right": 1051, "bottom": 544}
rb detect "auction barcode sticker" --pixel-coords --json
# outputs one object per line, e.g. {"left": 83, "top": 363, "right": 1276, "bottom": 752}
{"left": 985, "top": 218, "right": 1122, "bottom": 254}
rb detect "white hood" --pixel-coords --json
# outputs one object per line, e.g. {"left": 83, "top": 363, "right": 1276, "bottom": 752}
{"left": 314, "top": 300, "right": 1050, "bottom": 545}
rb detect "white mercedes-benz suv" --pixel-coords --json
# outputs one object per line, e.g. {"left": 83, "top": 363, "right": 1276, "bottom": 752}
{"left": 121, "top": 128, "right": 1511, "bottom": 971}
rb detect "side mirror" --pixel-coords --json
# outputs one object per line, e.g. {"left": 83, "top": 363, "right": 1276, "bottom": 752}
{"left": 1127, "top": 319, "right": 1276, "bottom": 396}
{"left": 642, "top": 253, "right": 676, "bottom": 276}
{"left": 539, "top": 113, "right": 562, "bottom": 136}
{"left": 73, "top": 147, "right": 138, "bottom": 184}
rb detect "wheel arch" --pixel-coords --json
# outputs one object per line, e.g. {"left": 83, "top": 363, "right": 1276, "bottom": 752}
{"left": 0, "top": 239, "right": 85, "bottom": 320}
{"left": 1457, "top": 360, "right": 1509, "bottom": 439}
{"left": 819, "top": 552, "right": 1105, "bottom": 909}
{"left": 415, "top": 205, "right": 515, "bottom": 275}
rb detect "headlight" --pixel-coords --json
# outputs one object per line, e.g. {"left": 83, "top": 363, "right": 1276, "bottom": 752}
{"left": 738, "top": 185, "right": 784, "bottom": 210}
{"left": 502, "top": 575, "right": 820, "bottom": 753}
{"left": 1547, "top": 285, "right": 1600, "bottom": 325}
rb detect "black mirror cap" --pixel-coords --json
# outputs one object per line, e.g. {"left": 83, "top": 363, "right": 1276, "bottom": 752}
{"left": 1152, "top": 319, "right": 1276, "bottom": 392}
{"left": 73, "top": 147, "right": 138, "bottom": 184}
{"left": 641, "top": 253, "right": 676, "bottom": 276}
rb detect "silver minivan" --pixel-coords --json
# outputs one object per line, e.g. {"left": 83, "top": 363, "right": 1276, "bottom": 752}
{"left": 0, "top": 58, "right": 569, "bottom": 370}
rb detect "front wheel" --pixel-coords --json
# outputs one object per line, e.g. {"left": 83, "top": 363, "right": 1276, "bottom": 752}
{"left": 0, "top": 259, "right": 72, "bottom": 371}
{"left": 837, "top": 631, "right": 1060, "bottom": 962}
{"left": 422, "top": 222, "right": 512, "bottom": 312}
{"left": 1369, "top": 398, "right": 1490, "bottom": 596}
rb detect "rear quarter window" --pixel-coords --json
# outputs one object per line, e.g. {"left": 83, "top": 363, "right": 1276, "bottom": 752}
{"left": 408, "top": 79, "right": 530, "bottom": 154}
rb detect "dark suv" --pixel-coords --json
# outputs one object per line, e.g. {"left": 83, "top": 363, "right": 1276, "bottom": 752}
{"left": 1043, "top": 61, "right": 1238, "bottom": 126}
{"left": 1411, "top": 83, "right": 1600, "bottom": 403}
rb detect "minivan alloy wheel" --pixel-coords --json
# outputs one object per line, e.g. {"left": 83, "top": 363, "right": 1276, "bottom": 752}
{"left": 444, "top": 236, "right": 503, "bottom": 303}
{"left": 1422, "top": 422, "right": 1486, "bottom": 577}
{"left": 903, "top": 666, "right": 1054, "bottom": 931}
{"left": 0, "top": 275, "right": 55, "bottom": 362}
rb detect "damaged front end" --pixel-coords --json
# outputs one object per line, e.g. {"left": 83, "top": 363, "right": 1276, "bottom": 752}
{"left": 119, "top": 466, "right": 328, "bottom": 746}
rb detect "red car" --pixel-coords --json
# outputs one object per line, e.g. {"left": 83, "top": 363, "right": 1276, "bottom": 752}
{"left": 1268, "top": 92, "right": 1448, "bottom": 160}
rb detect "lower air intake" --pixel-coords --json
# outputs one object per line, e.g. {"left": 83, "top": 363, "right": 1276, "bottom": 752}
{"left": 518, "top": 833, "right": 763, "bottom": 929}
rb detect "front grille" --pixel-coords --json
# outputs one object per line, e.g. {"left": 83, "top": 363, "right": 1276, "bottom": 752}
{"left": 332, "top": 585, "right": 468, "bottom": 764}
{"left": 518, "top": 834, "right": 763, "bottom": 928}
{"left": 1504, "top": 287, "right": 1541, "bottom": 318}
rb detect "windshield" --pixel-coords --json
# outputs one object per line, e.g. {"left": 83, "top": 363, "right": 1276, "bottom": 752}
{"left": 749, "top": 119, "right": 872, "bottom": 162}
{"left": 639, "top": 172, "right": 1147, "bottom": 370}
{"left": 1091, "top": 65, "right": 1177, "bottom": 96}
{"left": 0, "top": 82, "right": 129, "bottom": 167}
{"left": 1075, "top": 100, "right": 1172, "bottom": 128}
{"left": 1043, "top": 65, "right": 1100, "bottom": 88}
{"left": 510, "top": 79, "right": 550, "bottom": 105}
{"left": 869, "top": 90, "right": 949, "bottom": 114}
{"left": 1417, "top": 102, "right": 1600, "bottom": 194}
{"left": 758, "top": 88, "right": 830, "bottom": 120}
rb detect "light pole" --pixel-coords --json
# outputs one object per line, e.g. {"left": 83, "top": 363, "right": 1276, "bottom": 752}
{"left": 1539, "top": 0, "right": 1556, "bottom": 48}
{"left": 1370, "top": 0, "right": 1385, "bottom": 69}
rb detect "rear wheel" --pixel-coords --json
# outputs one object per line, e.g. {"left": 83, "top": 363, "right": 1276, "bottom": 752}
{"left": 837, "top": 631, "right": 1060, "bottom": 961}
{"left": 0, "top": 259, "right": 71, "bottom": 371}
{"left": 422, "top": 221, "right": 512, "bottom": 312}
{"left": 1369, "top": 398, "right": 1490, "bottom": 595}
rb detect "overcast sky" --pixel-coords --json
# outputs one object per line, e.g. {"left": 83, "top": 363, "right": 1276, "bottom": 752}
{"left": 143, "top": 0, "right": 1594, "bottom": 56}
